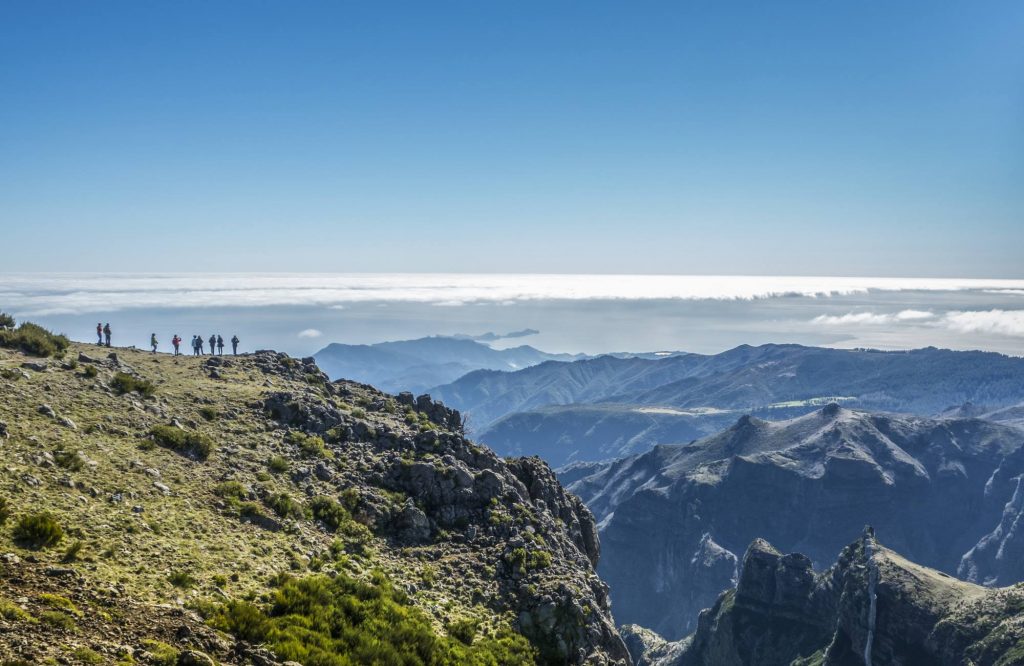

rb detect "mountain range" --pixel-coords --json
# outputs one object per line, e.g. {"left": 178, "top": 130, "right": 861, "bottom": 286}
{"left": 560, "top": 405, "right": 1024, "bottom": 640}
{"left": 312, "top": 335, "right": 587, "bottom": 394}
{"left": 430, "top": 343, "right": 1024, "bottom": 465}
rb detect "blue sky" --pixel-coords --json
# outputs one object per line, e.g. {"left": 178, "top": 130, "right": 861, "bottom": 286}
{"left": 2, "top": 1, "right": 1022, "bottom": 276}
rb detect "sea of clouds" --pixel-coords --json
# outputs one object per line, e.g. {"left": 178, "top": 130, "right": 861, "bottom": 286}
{"left": 2, "top": 273, "right": 1023, "bottom": 356}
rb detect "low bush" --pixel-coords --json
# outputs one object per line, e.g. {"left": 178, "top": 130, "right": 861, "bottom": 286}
{"left": 111, "top": 372, "right": 155, "bottom": 397}
{"left": 82, "top": 364, "right": 98, "bottom": 378}
{"left": 0, "top": 319, "right": 69, "bottom": 357}
{"left": 63, "top": 540, "right": 84, "bottom": 562}
{"left": 264, "top": 493, "right": 307, "bottom": 520}
{"left": 0, "top": 312, "right": 13, "bottom": 329}
{"left": 39, "top": 593, "right": 81, "bottom": 617}
{"left": 0, "top": 598, "right": 35, "bottom": 623}
{"left": 168, "top": 571, "right": 197, "bottom": 589}
{"left": 71, "top": 647, "right": 103, "bottom": 665}
{"left": 53, "top": 447, "right": 84, "bottom": 471}
{"left": 140, "top": 640, "right": 178, "bottom": 666}
{"left": 286, "top": 431, "right": 331, "bottom": 459}
{"left": 207, "top": 571, "right": 536, "bottom": 665}
{"left": 0, "top": 497, "right": 9, "bottom": 524}
{"left": 310, "top": 496, "right": 349, "bottom": 532}
{"left": 13, "top": 512, "right": 64, "bottom": 549}
{"left": 215, "top": 480, "right": 247, "bottom": 502}
{"left": 38, "top": 610, "right": 76, "bottom": 631}
{"left": 199, "top": 406, "right": 219, "bottom": 421}
{"left": 149, "top": 425, "right": 213, "bottom": 460}
{"left": 267, "top": 455, "right": 289, "bottom": 474}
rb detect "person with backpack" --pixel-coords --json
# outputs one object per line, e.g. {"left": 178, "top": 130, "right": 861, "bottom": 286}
{"left": 150, "top": 333, "right": 158, "bottom": 353}
{"left": 96, "top": 323, "right": 103, "bottom": 345}
{"left": 216, "top": 335, "right": 224, "bottom": 355}
{"left": 231, "top": 334, "right": 240, "bottom": 355}
{"left": 103, "top": 323, "right": 112, "bottom": 347}
{"left": 208, "top": 334, "right": 217, "bottom": 356}
{"left": 172, "top": 334, "right": 181, "bottom": 356}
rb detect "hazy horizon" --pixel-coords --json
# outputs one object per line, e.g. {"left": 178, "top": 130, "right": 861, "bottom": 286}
{"left": 4, "top": 272, "right": 1023, "bottom": 358}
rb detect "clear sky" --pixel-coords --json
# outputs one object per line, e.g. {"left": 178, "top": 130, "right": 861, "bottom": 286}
{"left": 2, "top": 1, "right": 1022, "bottom": 276}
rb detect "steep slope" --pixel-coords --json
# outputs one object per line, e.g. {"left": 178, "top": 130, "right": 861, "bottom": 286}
{"left": 562, "top": 406, "right": 1024, "bottom": 639}
{"left": 0, "top": 340, "right": 629, "bottom": 664}
{"left": 627, "top": 531, "right": 1024, "bottom": 666}
{"left": 431, "top": 344, "right": 1024, "bottom": 435}
{"left": 313, "top": 336, "right": 584, "bottom": 394}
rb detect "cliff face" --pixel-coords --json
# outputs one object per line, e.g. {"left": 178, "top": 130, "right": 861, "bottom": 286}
{"left": 564, "top": 406, "right": 1024, "bottom": 639}
{"left": 0, "top": 342, "right": 629, "bottom": 665}
{"left": 628, "top": 530, "right": 1024, "bottom": 666}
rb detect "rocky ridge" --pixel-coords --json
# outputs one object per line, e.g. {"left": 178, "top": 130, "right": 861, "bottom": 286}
{"left": 0, "top": 341, "right": 629, "bottom": 664}
{"left": 626, "top": 529, "right": 1024, "bottom": 666}
{"left": 563, "top": 405, "right": 1024, "bottom": 639}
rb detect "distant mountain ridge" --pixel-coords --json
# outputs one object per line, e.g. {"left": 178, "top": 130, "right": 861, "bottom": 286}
{"left": 313, "top": 335, "right": 588, "bottom": 394}
{"left": 432, "top": 343, "right": 1024, "bottom": 463}
{"left": 560, "top": 406, "right": 1024, "bottom": 640}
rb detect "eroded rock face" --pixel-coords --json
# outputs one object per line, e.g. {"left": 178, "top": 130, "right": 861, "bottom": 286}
{"left": 565, "top": 406, "right": 1024, "bottom": 638}
{"left": 263, "top": 379, "right": 630, "bottom": 664}
{"left": 643, "top": 531, "right": 1024, "bottom": 666}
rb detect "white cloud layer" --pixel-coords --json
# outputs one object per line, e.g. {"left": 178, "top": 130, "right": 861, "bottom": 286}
{"left": 3, "top": 273, "right": 1024, "bottom": 316}
{"left": 812, "top": 308, "right": 1024, "bottom": 338}
{"left": 297, "top": 328, "right": 323, "bottom": 339}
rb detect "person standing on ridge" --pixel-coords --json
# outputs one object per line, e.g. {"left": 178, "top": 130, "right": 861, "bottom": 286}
{"left": 216, "top": 335, "right": 224, "bottom": 355}
{"left": 231, "top": 334, "right": 239, "bottom": 355}
{"left": 208, "top": 334, "right": 217, "bottom": 356}
{"left": 172, "top": 334, "right": 181, "bottom": 356}
{"left": 150, "top": 333, "right": 158, "bottom": 353}
{"left": 103, "top": 323, "right": 112, "bottom": 347}
{"left": 96, "top": 323, "right": 103, "bottom": 345}
{"left": 196, "top": 335, "right": 204, "bottom": 355}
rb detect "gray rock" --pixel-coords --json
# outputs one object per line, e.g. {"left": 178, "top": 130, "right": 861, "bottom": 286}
{"left": 57, "top": 416, "right": 77, "bottom": 430}
{"left": 37, "top": 403, "right": 56, "bottom": 418}
{"left": 21, "top": 361, "right": 48, "bottom": 372}
{"left": 177, "top": 650, "right": 216, "bottom": 666}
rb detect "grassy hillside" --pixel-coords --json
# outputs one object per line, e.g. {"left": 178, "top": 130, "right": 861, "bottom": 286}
{"left": 0, "top": 330, "right": 627, "bottom": 665}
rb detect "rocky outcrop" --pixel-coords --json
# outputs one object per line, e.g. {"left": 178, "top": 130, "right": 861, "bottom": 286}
{"left": 644, "top": 531, "right": 1024, "bottom": 666}
{"left": 563, "top": 406, "right": 1024, "bottom": 638}
{"left": 262, "top": 377, "right": 629, "bottom": 664}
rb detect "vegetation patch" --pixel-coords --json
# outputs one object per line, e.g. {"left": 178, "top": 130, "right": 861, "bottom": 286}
{"left": 0, "top": 316, "right": 69, "bottom": 357}
{"left": 208, "top": 571, "right": 535, "bottom": 666}
{"left": 0, "top": 497, "right": 9, "bottom": 525}
{"left": 286, "top": 431, "right": 331, "bottom": 459}
{"left": 149, "top": 424, "right": 213, "bottom": 460}
{"left": 310, "top": 496, "right": 350, "bottom": 532}
{"left": 111, "top": 372, "right": 156, "bottom": 397}
{"left": 13, "top": 512, "right": 64, "bottom": 549}
{"left": 264, "top": 492, "right": 307, "bottom": 521}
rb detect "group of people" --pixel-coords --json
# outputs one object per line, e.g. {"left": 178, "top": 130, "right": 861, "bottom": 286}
{"left": 97, "top": 324, "right": 239, "bottom": 356}
{"left": 174, "top": 334, "right": 238, "bottom": 356}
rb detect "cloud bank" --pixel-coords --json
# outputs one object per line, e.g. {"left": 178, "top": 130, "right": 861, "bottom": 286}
{"left": 812, "top": 308, "right": 1024, "bottom": 338}
{"left": 3, "top": 273, "right": 1024, "bottom": 316}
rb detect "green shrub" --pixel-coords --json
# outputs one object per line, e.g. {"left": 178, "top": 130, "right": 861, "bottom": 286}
{"left": 149, "top": 425, "right": 214, "bottom": 461}
{"left": 82, "top": 364, "right": 98, "bottom": 378}
{"left": 0, "top": 312, "right": 13, "bottom": 329}
{"left": 215, "top": 481, "right": 247, "bottom": 501}
{"left": 264, "top": 493, "right": 307, "bottom": 520}
{"left": 111, "top": 372, "right": 155, "bottom": 397}
{"left": 40, "top": 593, "right": 81, "bottom": 617}
{"left": 139, "top": 640, "right": 178, "bottom": 666}
{"left": 286, "top": 431, "right": 331, "bottom": 459}
{"left": 310, "top": 496, "right": 349, "bottom": 532}
{"left": 13, "top": 512, "right": 64, "bottom": 549}
{"left": 38, "top": 610, "right": 76, "bottom": 631}
{"left": 71, "top": 647, "right": 103, "bottom": 665}
{"left": 208, "top": 571, "right": 535, "bottom": 665}
{"left": 0, "top": 320, "right": 69, "bottom": 357}
{"left": 0, "top": 598, "right": 35, "bottom": 623}
{"left": 447, "top": 617, "right": 480, "bottom": 645}
{"left": 199, "top": 406, "right": 219, "bottom": 421}
{"left": 168, "top": 571, "right": 197, "bottom": 589}
{"left": 0, "top": 498, "right": 9, "bottom": 525}
{"left": 53, "top": 447, "right": 84, "bottom": 471}
{"left": 267, "top": 455, "right": 290, "bottom": 474}
{"left": 63, "top": 539, "right": 84, "bottom": 562}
